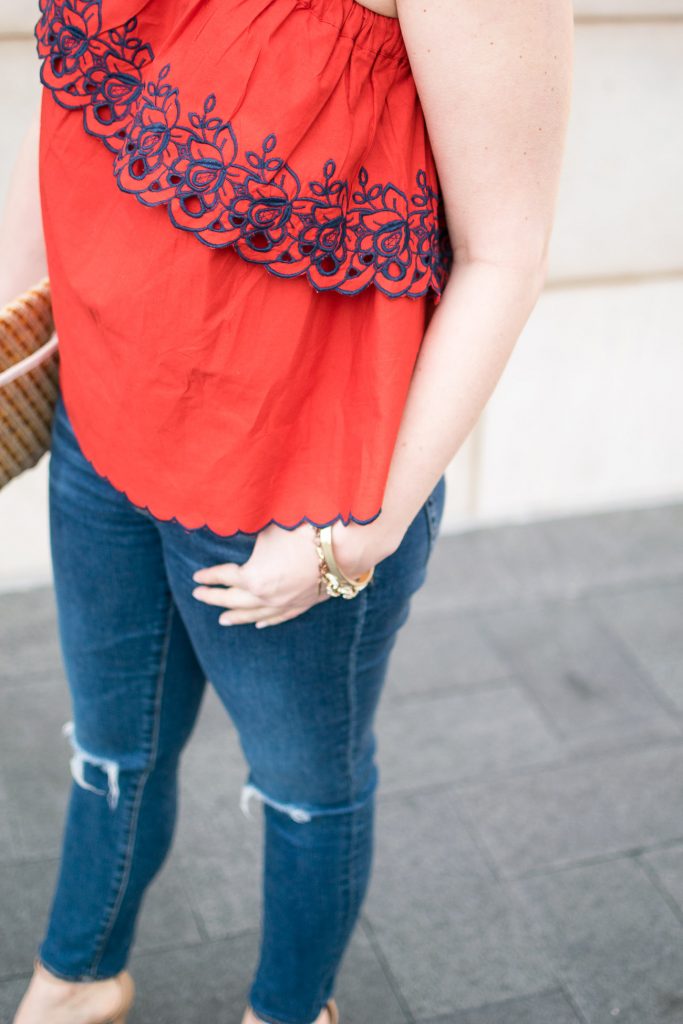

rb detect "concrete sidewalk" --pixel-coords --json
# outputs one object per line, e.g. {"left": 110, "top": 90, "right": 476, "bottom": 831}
{"left": 1, "top": 502, "right": 683, "bottom": 1024}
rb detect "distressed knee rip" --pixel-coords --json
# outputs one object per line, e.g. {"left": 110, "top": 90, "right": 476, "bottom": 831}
{"left": 239, "top": 782, "right": 314, "bottom": 823}
{"left": 62, "top": 721, "right": 121, "bottom": 811}
{"left": 239, "top": 766, "right": 378, "bottom": 825}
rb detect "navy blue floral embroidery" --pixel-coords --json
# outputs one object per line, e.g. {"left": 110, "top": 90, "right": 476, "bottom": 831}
{"left": 35, "top": 0, "right": 453, "bottom": 300}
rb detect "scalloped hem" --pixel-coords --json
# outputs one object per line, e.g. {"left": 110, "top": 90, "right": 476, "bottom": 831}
{"left": 60, "top": 412, "right": 384, "bottom": 539}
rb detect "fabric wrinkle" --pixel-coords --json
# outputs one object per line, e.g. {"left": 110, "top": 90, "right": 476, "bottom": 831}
{"left": 34, "top": 0, "right": 451, "bottom": 536}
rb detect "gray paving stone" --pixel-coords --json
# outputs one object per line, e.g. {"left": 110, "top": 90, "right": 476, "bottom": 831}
{"left": 385, "top": 609, "right": 511, "bottom": 701}
{"left": 128, "top": 923, "right": 403, "bottom": 1024}
{"left": 176, "top": 738, "right": 254, "bottom": 862}
{"left": 376, "top": 684, "right": 560, "bottom": 793}
{"left": 130, "top": 858, "right": 204, "bottom": 954}
{"left": 0, "top": 784, "right": 16, "bottom": 863}
{"left": 513, "top": 858, "right": 683, "bottom": 1024}
{"left": 173, "top": 697, "right": 263, "bottom": 938}
{"left": 0, "top": 976, "right": 31, "bottom": 1024}
{"left": 0, "top": 587, "right": 63, "bottom": 685}
{"left": 370, "top": 787, "right": 497, "bottom": 894}
{"left": 447, "top": 519, "right": 581, "bottom": 606}
{"left": 186, "top": 679, "right": 237, "bottom": 741}
{"left": 127, "top": 934, "right": 255, "bottom": 1024}
{"left": 329, "top": 924, "right": 409, "bottom": 1024}
{"left": 441, "top": 988, "right": 582, "bottom": 1024}
{"left": 538, "top": 503, "right": 683, "bottom": 592}
{"left": 0, "top": 931, "right": 409, "bottom": 1024}
{"left": 175, "top": 778, "right": 257, "bottom": 857}
{"left": 2, "top": 502, "right": 683, "bottom": 1024}
{"left": 363, "top": 789, "right": 554, "bottom": 1017}
{"left": 179, "top": 686, "right": 246, "bottom": 789}
{"left": 0, "top": 854, "right": 201, "bottom": 983}
{"left": 589, "top": 581, "right": 683, "bottom": 713}
{"left": 0, "top": 680, "right": 71, "bottom": 767}
{"left": 639, "top": 843, "right": 683, "bottom": 919}
{"left": 0, "top": 859, "right": 57, "bottom": 979}
{"left": 488, "top": 504, "right": 683, "bottom": 604}
{"left": 456, "top": 742, "right": 683, "bottom": 878}
{"left": 0, "top": 682, "right": 71, "bottom": 860}
{"left": 413, "top": 532, "right": 521, "bottom": 615}
{"left": 367, "top": 873, "right": 553, "bottom": 1017}
{"left": 480, "top": 597, "right": 680, "bottom": 751}
{"left": 647, "top": 651, "right": 683, "bottom": 717}
{"left": 3, "top": 770, "right": 68, "bottom": 861}
{"left": 176, "top": 848, "right": 261, "bottom": 942}
{"left": 174, "top": 786, "right": 262, "bottom": 942}
{"left": 415, "top": 503, "right": 683, "bottom": 615}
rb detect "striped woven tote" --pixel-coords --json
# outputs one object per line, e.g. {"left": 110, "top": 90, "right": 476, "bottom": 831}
{"left": 0, "top": 277, "right": 59, "bottom": 490}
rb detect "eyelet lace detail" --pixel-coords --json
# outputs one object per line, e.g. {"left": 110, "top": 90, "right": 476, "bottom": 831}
{"left": 35, "top": 0, "right": 453, "bottom": 301}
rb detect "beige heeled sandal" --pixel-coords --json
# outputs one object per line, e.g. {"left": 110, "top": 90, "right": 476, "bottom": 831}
{"left": 246, "top": 997, "right": 340, "bottom": 1024}
{"left": 325, "top": 997, "right": 340, "bottom": 1024}
{"left": 104, "top": 969, "right": 135, "bottom": 1024}
{"left": 32, "top": 958, "right": 136, "bottom": 1023}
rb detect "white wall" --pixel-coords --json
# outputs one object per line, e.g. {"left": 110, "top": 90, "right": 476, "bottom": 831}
{"left": 1, "top": 3, "right": 682, "bottom": 589}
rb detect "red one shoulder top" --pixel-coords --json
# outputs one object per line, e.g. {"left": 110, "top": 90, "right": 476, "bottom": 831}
{"left": 35, "top": 0, "right": 453, "bottom": 536}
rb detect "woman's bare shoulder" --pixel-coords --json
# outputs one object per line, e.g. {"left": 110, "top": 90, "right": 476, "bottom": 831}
{"left": 396, "top": 0, "right": 574, "bottom": 267}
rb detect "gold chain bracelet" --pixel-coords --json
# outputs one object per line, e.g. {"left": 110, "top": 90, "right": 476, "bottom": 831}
{"left": 312, "top": 524, "right": 375, "bottom": 599}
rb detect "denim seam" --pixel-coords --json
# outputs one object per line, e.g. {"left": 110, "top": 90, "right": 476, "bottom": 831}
{"left": 87, "top": 597, "right": 174, "bottom": 977}
{"left": 320, "top": 587, "right": 370, "bottom": 1007}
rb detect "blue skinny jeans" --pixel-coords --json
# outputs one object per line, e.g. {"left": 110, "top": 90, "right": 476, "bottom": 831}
{"left": 38, "top": 388, "right": 446, "bottom": 1024}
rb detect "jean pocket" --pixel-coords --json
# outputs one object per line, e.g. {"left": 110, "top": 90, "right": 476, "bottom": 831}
{"left": 422, "top": 473, "right": 447, "bottom": 561}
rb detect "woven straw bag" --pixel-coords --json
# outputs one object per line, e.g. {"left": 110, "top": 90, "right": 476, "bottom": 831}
{"left": 0, "top": 276, "right": 59, "bottom": 490}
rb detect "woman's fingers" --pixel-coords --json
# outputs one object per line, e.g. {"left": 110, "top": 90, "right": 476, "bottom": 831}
{"left": 252, "top": 591, "right": 332, "bottom": 628}
{"left": 190, "top": 520, "right": 336, "bottom": 627}
{"left": 192, "top": 585, "right": 329, "bottom": 626}
{"left": 219, "top": 601, "right": 310, "bottom": 627}
{"left": 192, "top": 584, "right": 262, "bottom": 609}
{"left": 192, "top": 562, "right": 243, "bottom": 586}
{"left": 219, "top": 605, "right": 277, "bottom": 626}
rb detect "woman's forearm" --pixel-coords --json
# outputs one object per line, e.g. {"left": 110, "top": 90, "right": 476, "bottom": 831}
{"left": 377, "top": 253, "right": 547, "bottom": 552}
{"left": 356, "top": 0, "right": 574, "bottom": 559}
{"left": 0, "top": 98, "right": 48, "bottom": 307}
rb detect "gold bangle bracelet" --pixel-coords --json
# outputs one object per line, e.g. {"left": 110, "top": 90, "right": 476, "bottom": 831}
{"left": 313, "top": 524, "right": 374, "bottom": 599}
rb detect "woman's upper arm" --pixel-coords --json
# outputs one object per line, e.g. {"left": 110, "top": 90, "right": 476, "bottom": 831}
{"left": 397, "top": 0, "right": 574, "bottom": 269}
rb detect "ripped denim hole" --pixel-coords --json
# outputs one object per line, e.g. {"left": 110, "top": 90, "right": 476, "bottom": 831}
{"left": 239, "top": 781, "right": 312, "bottom": 824}
{"left": 62, "top": 721, "right": 121, "bottom": 811}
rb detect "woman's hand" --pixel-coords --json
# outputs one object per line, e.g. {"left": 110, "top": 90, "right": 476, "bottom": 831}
{"left": 190, "top": 516, "right": 394, "bottom": 628}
